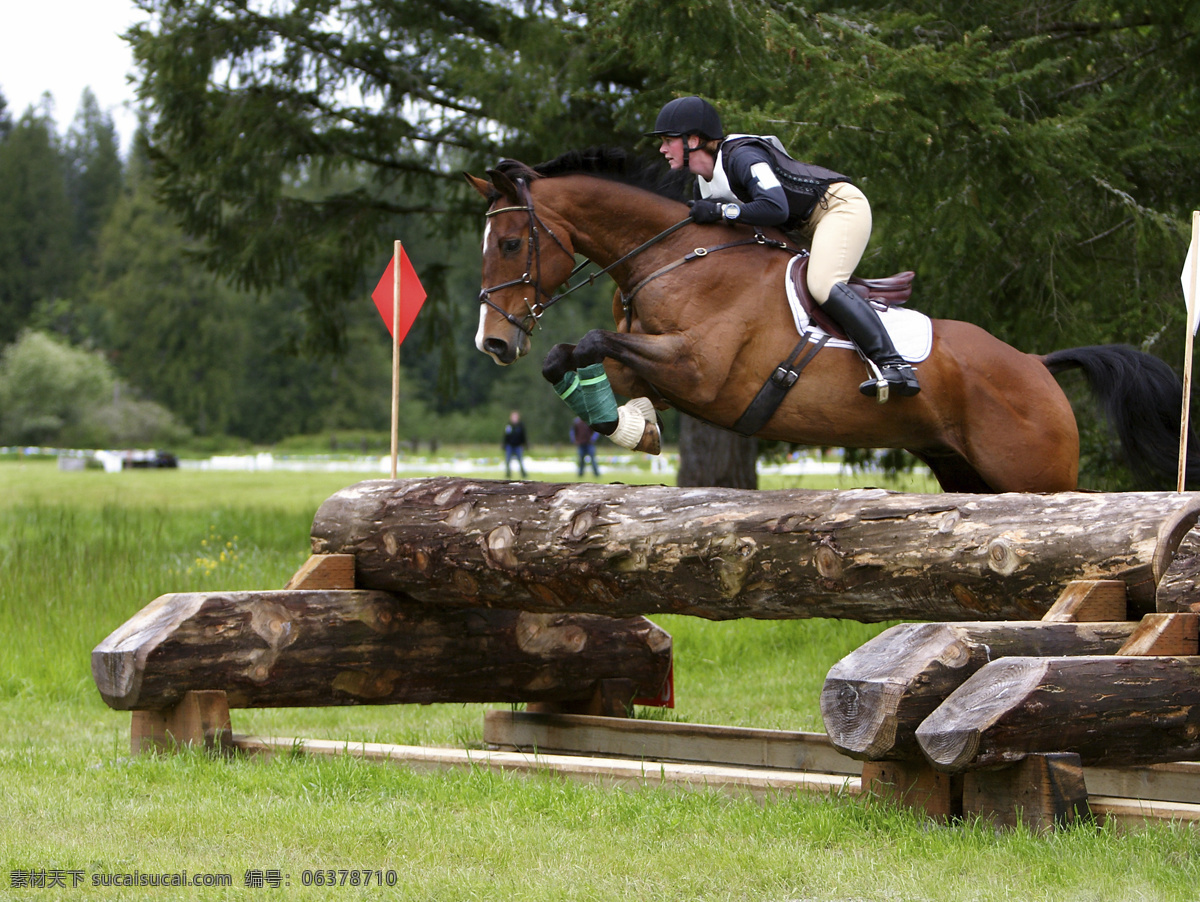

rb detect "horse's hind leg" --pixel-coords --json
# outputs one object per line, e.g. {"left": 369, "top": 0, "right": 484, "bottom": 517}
{"left": 953, "top": 378, "right": 1079, "bottom": 492}
{"left": 914, "top": 450, "right": 997, "bottom": 494}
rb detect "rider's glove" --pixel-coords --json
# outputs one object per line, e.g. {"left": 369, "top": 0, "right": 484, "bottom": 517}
{"left": 688, "top": 199, "right": 722, "bottom": 224}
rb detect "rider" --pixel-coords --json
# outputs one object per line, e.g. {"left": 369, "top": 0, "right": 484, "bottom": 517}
{"left": 648, "top": 96, "right": 920, "bottom": 398}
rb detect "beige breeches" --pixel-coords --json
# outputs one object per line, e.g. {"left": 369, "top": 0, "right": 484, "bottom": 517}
{"left": 802, "top": 182, "right": 872, "bottom": 304}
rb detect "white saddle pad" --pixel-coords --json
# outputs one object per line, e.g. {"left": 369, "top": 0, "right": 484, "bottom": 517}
{"left": 785, "top": 256, "right": 933, "bottom": 363}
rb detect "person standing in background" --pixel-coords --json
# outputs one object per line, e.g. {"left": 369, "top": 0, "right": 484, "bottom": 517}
{"left": 572, "top": 416, "right": 600, "bottom": 478}
{"left": 503, "top": 410, "right": 528, "bottom": 479}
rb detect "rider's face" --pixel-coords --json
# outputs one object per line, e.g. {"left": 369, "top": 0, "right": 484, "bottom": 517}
{"left": 659, "top": 135, "right": 686, "bottom": 169}
{"left": 660, "top": 135, "right": 712, "bottom": 177}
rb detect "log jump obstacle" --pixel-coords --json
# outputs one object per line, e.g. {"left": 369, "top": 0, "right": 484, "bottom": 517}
{"left": 92, "top": 477, "right": 1200, "bottom": 829}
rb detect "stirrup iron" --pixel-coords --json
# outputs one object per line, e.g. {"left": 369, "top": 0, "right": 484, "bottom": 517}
{"left": 862, "top": 360, "right": 889, "bottom": 404}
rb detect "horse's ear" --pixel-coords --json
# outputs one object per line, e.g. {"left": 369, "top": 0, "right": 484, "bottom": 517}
{"left": 464, "top": 173, "right": 494, "bottom": 199}
{"left": 486, "top": 168, "right": 521, "bottom": 203}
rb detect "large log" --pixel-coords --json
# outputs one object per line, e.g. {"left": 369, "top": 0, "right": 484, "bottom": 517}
{"left": 915, "top": 655, "right": 1200, "bottom": 771}
{"left": 309, "top": 478, "right": 1200, "bottom": 622}
{"left": 92, "top": 590, "right": 671, "bottom": 711}
{"left": 1156, "top": 525, "right": 1200, "bottom": 613}
{"left": 820, "top": 620, "right": 1138, "bottom": 761}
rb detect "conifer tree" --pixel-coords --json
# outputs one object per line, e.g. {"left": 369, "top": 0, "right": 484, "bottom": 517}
{"left": 65, "top": 90, "right": 124, "bottom": 254}
{"left": 0, "top": 109, "right": 76, "bottom": 343}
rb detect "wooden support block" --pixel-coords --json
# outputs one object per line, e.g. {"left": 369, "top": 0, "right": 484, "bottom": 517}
{"left": 1041, "top": 580, "right": 1127, "bottom": 623}
{"left": 861, "top": 760, "right": 963, "bottom": 820}
{"left": 284, "top": 553, "right": 355, "bottom": 589}
{"left": 1117, "top": 613, "right": 1200, "bottom": 656}
{"left": 131, "top": 690, "right": 233, "bottom": 755}
{"left": 962, "top": 753, "right": 1090, "bottom": 830}
{"left": 526, "top": 679, "right": 637, "bottom": 718}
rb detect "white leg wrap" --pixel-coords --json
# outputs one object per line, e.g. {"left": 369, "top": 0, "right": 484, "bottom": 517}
{"left": 627, "top": 396, "right": 657, "bottom": 419}
{"left": 609, "top": 402, "right": 648, "bottom": 450}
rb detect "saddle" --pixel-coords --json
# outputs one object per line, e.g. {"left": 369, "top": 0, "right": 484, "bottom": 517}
{"left": 790, "top": 255, "right": 915, "bottom": 341}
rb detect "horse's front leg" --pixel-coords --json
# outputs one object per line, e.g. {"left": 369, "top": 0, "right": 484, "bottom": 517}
{"left": 542, "top": 330, "right": 697, "bottom": 453}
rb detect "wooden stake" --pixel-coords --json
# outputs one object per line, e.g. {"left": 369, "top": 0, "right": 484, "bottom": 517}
{"left": 390, "top": 239, "right": 402, "bottom": 480}
{"left": 1179, "top": 211, "right": 1199, "bottom": 493}
{"left": 1040, "top": 579, "right": 1127, "bottom": 623}
{"left": 283, "top": 553, "right": 356, "bottom": 590}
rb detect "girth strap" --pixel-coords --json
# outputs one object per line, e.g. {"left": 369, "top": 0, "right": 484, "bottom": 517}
{"left": 732, "top": 331, "right": 830, "bottom": 436}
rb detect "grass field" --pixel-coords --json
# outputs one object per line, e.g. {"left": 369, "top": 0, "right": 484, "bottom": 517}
{"left": 2, "top": 459, "right": 1198, "bottom": 900}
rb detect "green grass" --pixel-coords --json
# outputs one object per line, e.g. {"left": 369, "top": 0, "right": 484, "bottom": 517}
{"left": 2, "top": 462, "right": 1198, "bottom": 900}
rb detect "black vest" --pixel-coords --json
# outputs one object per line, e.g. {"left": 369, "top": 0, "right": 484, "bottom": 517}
{"left": 722, "top": 136, "right": 851, "bottom": 227}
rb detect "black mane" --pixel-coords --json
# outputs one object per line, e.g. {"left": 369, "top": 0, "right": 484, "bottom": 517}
{"left": 492, "top": 147, "right": 689, "bottom": 202}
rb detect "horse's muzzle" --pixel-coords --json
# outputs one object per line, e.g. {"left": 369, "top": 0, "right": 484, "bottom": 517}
{"left": 482, "top": 336, "right": 517, "bottom": 364}
{"left": 479, "top": 330, "right": 530, "bottom": 365}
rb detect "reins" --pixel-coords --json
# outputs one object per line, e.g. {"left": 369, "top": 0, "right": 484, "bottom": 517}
{"left": 619, "top": 230, "right": 797, "bottom": 330}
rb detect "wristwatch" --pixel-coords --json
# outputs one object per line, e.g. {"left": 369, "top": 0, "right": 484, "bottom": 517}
{"left": 721, "top": 203, "right": 742, "bottom": 221}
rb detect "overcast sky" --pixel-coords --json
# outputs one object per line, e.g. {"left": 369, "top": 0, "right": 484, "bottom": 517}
{"left": 0, "top": 0, "right": 145, "bottom": 151}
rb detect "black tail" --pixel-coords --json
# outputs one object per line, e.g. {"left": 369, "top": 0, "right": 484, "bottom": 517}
{"left": 1043, "top": 344, "right": 1200, "bottom": 487}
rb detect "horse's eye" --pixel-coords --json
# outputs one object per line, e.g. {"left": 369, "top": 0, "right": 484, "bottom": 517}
{"left": 500, "top": 238, "right": 522, "bottom": 255}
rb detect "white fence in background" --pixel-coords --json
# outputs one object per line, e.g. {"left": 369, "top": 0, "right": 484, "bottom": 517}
{"left": 21, "top": 447, "right": 864, "bottom": 478}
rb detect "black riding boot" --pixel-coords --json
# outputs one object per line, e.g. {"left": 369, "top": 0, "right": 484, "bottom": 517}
{"left": 821, "top": 282, "right": 921, "bottom": 397}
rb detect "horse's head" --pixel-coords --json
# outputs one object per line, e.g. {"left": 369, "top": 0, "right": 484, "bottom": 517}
{"left": 467, "top": 164, "right": 577, "bottom": 365}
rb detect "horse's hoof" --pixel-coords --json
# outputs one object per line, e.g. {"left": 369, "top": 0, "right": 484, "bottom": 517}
{"left": 635, "top": 422, "right": 661, "bottom": 455}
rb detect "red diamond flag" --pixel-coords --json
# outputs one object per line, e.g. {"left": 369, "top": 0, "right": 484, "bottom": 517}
{"left": 372, "top": 248, "right": 428, "bottom": 343}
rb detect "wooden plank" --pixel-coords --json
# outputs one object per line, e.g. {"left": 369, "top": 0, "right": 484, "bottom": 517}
{"left": 1117, "top": 613, "right": 1200, "bottom": 656}
{"left": 131, "top": 690, "right": 233, "bottom": 755}
{"left": 1088, "top": 795, "right": 1200, "bottom": 825}
{"left": 482, "top": 710, "right": 860, "bottom": 776}
{"left": 237, "top": 735, "right": 860, "bottom": 801}
{"left": 284, "top": 554, "right": 355, "bottom": 590}
{"left": 1041, "top": 580, "right": 1127, "bottom": 623}
{"left": 962, "top": 753, "right": 1090, "bottom": 830}
{"left": 1085, "top": 761, "right": 1200, "bottom": 804}
{"left": 226, "top": 732, "right": 1200, "bottom": 826}
{"left": 93, "top": 590, "right": 671, "bottom": 711}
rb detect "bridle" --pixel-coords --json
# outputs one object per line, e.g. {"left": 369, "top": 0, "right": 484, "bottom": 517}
{"left": 478, "top": 176, "right": 701, "bottom": 337}
{"left": 477, "top": 178, "right": 577, "bottom": 337}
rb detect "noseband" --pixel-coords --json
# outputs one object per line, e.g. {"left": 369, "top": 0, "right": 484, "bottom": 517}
{"left": 478, "top": 178, "right": 576, "bottom": 337}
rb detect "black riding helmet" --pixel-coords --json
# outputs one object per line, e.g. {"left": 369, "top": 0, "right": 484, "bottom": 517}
{"left": 647, "top": 96, "right": 724, "bottom": 141}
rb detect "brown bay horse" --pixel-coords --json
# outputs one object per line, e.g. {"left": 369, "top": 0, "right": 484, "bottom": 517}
{"left": 468, "top": 149, "right": 1193, "bottom": 493}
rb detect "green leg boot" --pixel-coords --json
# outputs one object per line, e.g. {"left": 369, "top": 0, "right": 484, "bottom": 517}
{"left": 553, "top": 363, "right": 620, "bottom": 431}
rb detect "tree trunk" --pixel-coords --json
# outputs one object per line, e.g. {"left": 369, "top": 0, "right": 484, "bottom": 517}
{"left": 308, "top": 478, "right": 1200, "bottom": 622}
{"left": 915, "top": 655, "right": 1200, "bottom": 771}
{"left": 676, "top": 414, "right": 757, "bottom": 488}
{"left": 91, "top": 589, "right": 672, "bottom": 711}
{"left": 821, "top": 621, "right": 1137, "bottom": 761}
